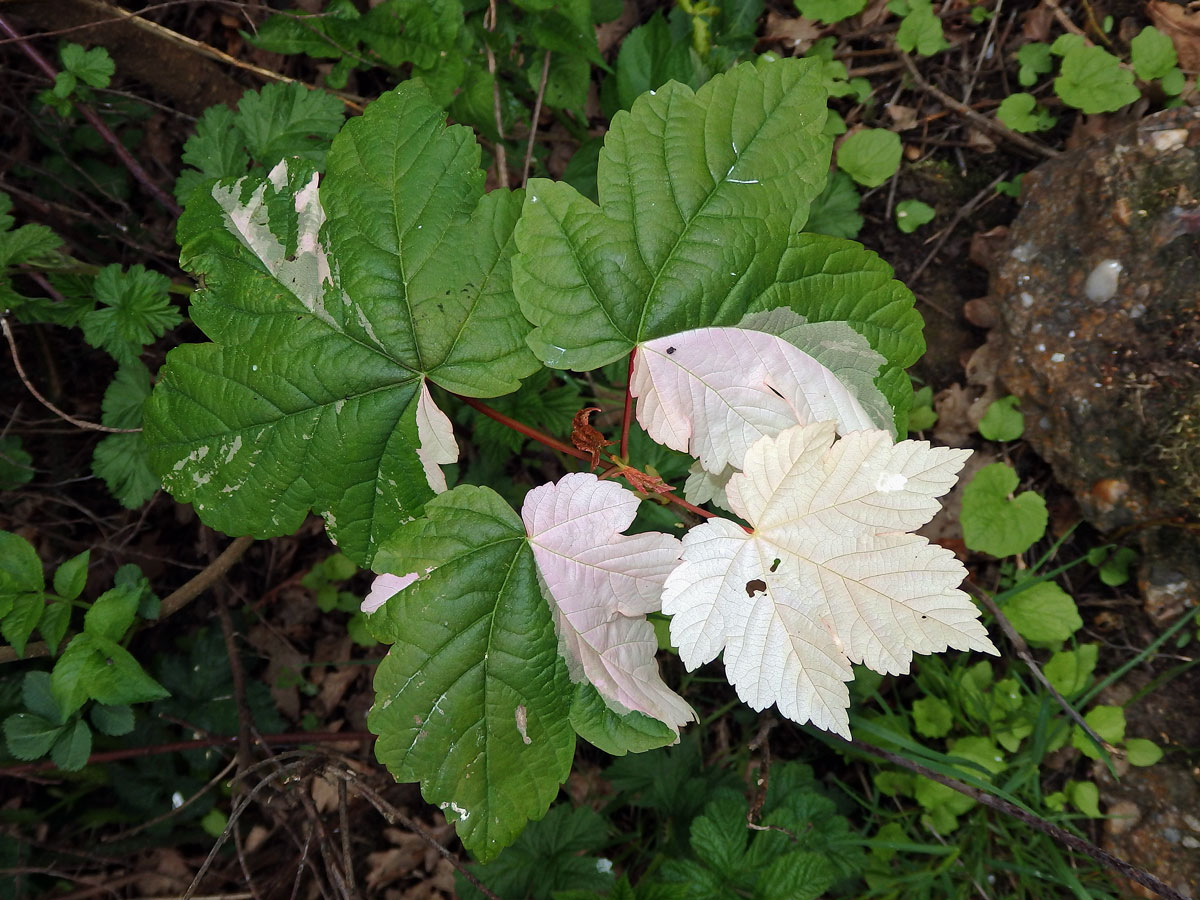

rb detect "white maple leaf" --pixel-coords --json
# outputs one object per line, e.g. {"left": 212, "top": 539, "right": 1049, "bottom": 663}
{"left": 661, "top": 422, "right": 997, "bottom": 738}
{"left": 522, "top": 474, "right": 695, "bottom": 732}
{"left": 631, "top": 325, "right": 885, "bottom": 479}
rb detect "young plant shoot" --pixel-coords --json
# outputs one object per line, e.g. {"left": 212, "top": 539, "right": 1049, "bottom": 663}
{"left": 143, "top": 59, "right": 996, "bottom": 861}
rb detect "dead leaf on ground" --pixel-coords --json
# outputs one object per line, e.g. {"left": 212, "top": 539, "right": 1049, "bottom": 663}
{"left": 1022, "top": 3, "right": 1055, "bottom": 41}
{"left": 1148, "top": 0, "right": 1200, "bottom": 71}
{"left": 763, "top": 11, "right": 822, "bottom": 54}
{"left": 596, "top": 0, "right": 640, "bottom": 55}
{"left": 932, "top": 383, "right": 977, "bottom": 446}
{"left": 311, "top": 774, "right": 339, "bottom": 814}
{"left": 887, "top": 103, "right": 919, "bottom": 131}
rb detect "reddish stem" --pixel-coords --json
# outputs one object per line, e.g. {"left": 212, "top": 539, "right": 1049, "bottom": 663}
{"left": 0, "top": 732, "right": 372, "bottom": 777}
{"left": 457, "top": 394, "right": 591, "bottom": 461}
{"left": 619, "top": 347, "right": 636, "bottom": 459}
{"left": 0, "top": 15, "right": 182, "bottom": 218}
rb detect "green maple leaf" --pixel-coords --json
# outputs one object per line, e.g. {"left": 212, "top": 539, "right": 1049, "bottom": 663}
{"left": 367, "top": 485, "right": 575, "bottom": 862}
{"left": 145, "top": 82, "right": 539, "bottom": 564}
{"left": 513, "top": 59, "right": 833, "bottom": 372}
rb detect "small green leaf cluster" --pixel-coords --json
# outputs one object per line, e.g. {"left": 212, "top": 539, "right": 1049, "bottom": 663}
{"left": 1000, "top": 27, "right": 1186, "bottom": 133}
{"left": 300, "top": 553, "right": 376, "bottom": 646}
{"left": 1, "top": 533, "right": 168, "bottom": 770}
{"left": 461, "top": 754, "right": 866, "bottom": 900}
{"left": 37, "top": 42, "right": 114, "bottom": 116}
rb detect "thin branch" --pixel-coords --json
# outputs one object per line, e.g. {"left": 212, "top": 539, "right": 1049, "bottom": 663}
{"left": 1, "top": 315, "right": 140, "bottom": 433}
{"left": 457, "top": 394, "right": 591, "bottom": 460}
{"left": 484, "top": 0, "right": 508, "bottom": 188}
{"left": 846, "top": 736, "right": 1190, "bottom": 900}
{"left": 0, "top": 731, "right": 371, "bottom": 776}
{"left": 897, "top": 49, "right": 1060, "bottom": 161}
{"left": 908, "top": 171, "right": 1007, "bottom": 287}
{"left": 619, "top": 348, "right": 636, "bottom": 459}
{"left": 0, "top": 14, "right": 182, "bottom": 215}
{"left": 521, "top": 51, "right": 552, "bottom": 187}
{"left": 335, "top": 773, "right": 503, "bottom": 900}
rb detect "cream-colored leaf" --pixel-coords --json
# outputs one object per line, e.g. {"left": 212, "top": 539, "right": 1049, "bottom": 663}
{"left": 414, "top": 381, "right": 457, "bottom": 493}
{"left": 522, "top": 474, "right": 695, "bottom": 731}
{"left": 662, "top": 422, "right": 995, "bottom": 736}
{"left": 631, "top": 326, "right": 879, "bottom": 477}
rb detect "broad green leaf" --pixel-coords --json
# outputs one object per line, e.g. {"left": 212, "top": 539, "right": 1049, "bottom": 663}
{"left": 1016, "top": 43, "right": 1053, "bottom": 87}
{"left": 147, "top": 83, "right": 537, "bottom": 564}
{"left": 1054, "top": 46, "right": 1139, "bottom": 114}
{"left": 360, "top": 0, "right": 466, "bottom": 69}
{"left": 895, "top": 199, "right": 935, "bottom": 233}
{"left": 1002, "top": 581, "right": 1081, "bottom": 646}
{"left": 1130, "top": 26, "right": 1177, "bottom": 81}
{"left": 90, "top": 703, "right": 135, "bottom": 736}
{"left": 1, "top": 593, "right": 43, "bottom": 658}
{"left": 996, "top": 93, "right": 1057, "bottom": 133}
{"left": 52, "top": 551, "right": 89, "bottom": 601}
{"left": 1124, "top": 737, "right": 1162, "bottom": 767}
{"left": 1043, "top": 643, "right": 1098, "bottom": 695}
{"left": 911, "top": 695, "right": 953, "bottom": 738}
{"left": 83, "top": 586, "right": 140, "bottom": 642}
{"left": 0, "top": 531, "right": 45, "bottom": 595}
{"left": 750, "top": 233, "right": 925, "bottom": 432}
{"left": 796, "top": 0, "right": 868, "bottom": 25}
{"left": 22, "top": 671, "right": 64, "bottom": 724}
{"left": 176, "top": 105, "right": 253, "bottom": 202}
{"left": 367, "top": 485, "right": 575, "bottom": 862}
{"left": 234, "top": 80, "right": 345, "bottom": 170}
{"left": 50, "top": 719, "right": 92, "bottom": 771}
{"left": 804, "top": 170, "right": 862, "bottom": 239}
{"left": 51, "top": 633, "right": 170, "bottom": 716}
{"left": 2, "top": 713, "right": 64, "bottom": 761}
{"left": 836, "top": 128, "right": 901, "bottom": 188}
{"left": 60, "top": 43, "right": 114, "bottom": 88}
{"left": 37, "top": 601, "right": 71, "bottom": 655}
{"left": 80, "top": 264, "right": 182, "bottom": 365}
{"left": 978, "top": 395, "right": 1025, "bottom": 441}
{"left": 568, "top": 682, "right": 677, "bottom": 755}
{"left": 615, "top": 12, "right": 703, "bottom": 111}
{"left": 1072, "top": 704, "right": 1125, "bottom": 759}
{"left": 514, "top": 59, "right": 832, "bottom": 371}
{"left": 896, "top": 0, "right": 949, "bottom": 55}
{"left": 960, "top": 462, "right": 1047, "bottom": 557}
{"left": 1067, "top": 779, "right": 1101, "bottom": 817}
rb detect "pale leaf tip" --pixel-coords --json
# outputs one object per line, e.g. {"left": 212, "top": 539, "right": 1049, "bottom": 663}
{"left": 362, "top": 571, "right": 418, "bottom": 614}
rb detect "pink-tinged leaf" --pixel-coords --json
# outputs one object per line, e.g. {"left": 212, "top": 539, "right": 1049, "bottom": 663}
{"left": 415, "top": 381, "right": 458, "bottom": 493}
{"left": 662, "top": 422, "right": 995, "bottom": 738}
{"left": 362, "top": 571, "right": 418, "bottom": 613}
{"left": 631, "top": 326, "right": 881, "bottom": 477}
{"left": 522, "top": 474, "right": 695, "bottom": 732}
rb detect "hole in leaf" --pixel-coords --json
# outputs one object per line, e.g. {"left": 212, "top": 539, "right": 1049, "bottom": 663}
{"left": 765, "top": 384, "right": 784, "bottom": 399}
{"left": 666, "top": 346, "right": 676, "bottom": 355}
{"left": 745, "top": 578, "right": 767, "bottom": 596}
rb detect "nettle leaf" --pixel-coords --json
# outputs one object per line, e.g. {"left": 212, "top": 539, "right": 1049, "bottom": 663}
{"left": 146, "top": 82, "right": 539, "bottom": 564}
{"left": 514, "top": 59, "right": 832, "bottom": 372}
{"left": 662, "top": 422, "right": 995, "bottom": 737}
{"left": 366, "top": 485, "right": 576, "bottom": 862}
{"left": 523, "top": 474, "right": 694, "bottom": 732}
{"left": 631, "top": 322, "right": 890, "bottom": 484}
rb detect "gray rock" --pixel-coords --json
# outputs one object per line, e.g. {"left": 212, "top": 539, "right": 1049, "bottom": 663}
{"left": 986, "top": 106, "right": 1200, "bottom": 624}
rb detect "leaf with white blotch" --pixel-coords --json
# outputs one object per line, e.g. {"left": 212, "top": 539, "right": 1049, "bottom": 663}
{"left": 631, "top": 326, "right": 881, "bottom": 480}
{"left": 662, "top": 422, "right": 996, "bottom": 737}
{"left": 514, "top": 59, "right": 831, "bottom": 371}
{"left": 146, "top": 82, "right": 539, "bottom": 564}
{"left": 750, "top": 234, "right": 925, "bottom": 433}
{"left": 366, "top": 485, "right": 575, "bottom": 862}
{"left": 523, "top": 473, "right": 694, "bottom": 733}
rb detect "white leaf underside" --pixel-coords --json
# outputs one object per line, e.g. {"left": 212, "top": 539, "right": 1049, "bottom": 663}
{"left": 662, "top": 422, "right": 996, "bottom": 738}
{"left": 522, "top": 474, "right": 695, "bottom": 732}
{"left": 631, "top": 326, "right": 881, "bottom": 479}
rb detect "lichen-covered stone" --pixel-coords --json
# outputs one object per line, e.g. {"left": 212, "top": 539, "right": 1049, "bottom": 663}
{"left": 986, "top": 106, "right": 1200, "bottom": 622}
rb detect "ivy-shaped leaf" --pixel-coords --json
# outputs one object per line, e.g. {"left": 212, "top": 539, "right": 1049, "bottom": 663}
{"left": 514, "top": 59, "right": 832, "bottom": 371}
{"left": 146, "top": 82, "right": 540, "bottom": 564}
